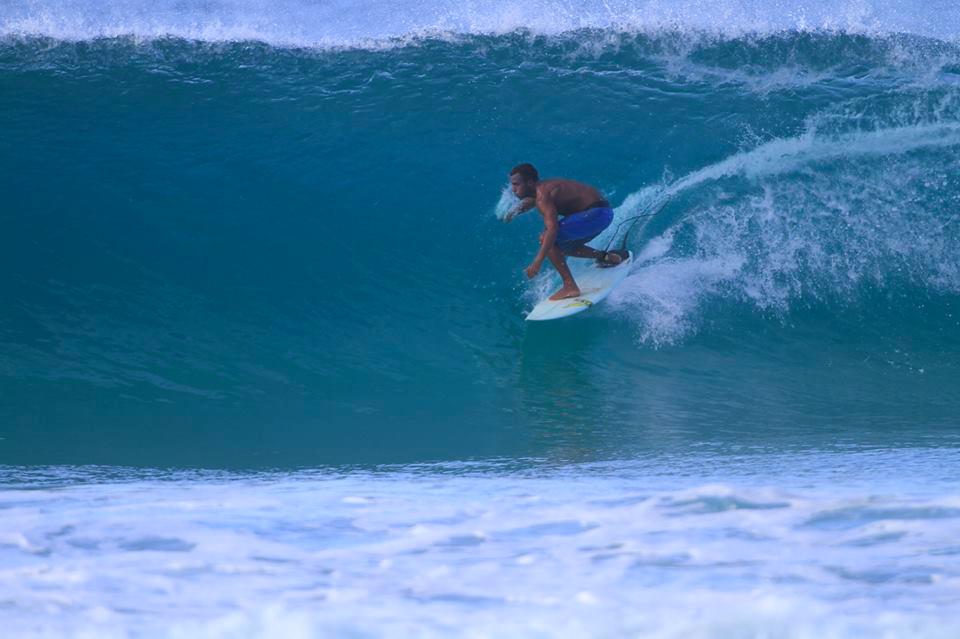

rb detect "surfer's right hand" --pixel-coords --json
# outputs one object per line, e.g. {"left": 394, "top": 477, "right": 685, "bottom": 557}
{"left": 504, "top": 197, "right": 535, "bottom": 223}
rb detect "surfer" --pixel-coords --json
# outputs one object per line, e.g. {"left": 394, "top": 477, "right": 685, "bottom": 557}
{"left": 504, "top": 163, "right": 627, "bottom": 300}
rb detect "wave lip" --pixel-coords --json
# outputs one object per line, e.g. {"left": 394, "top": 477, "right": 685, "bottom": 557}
{"left": 2, "top": 0, "right": 960, "bottom": 47}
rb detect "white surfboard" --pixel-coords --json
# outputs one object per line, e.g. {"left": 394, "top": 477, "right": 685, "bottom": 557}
{"left": 526, "top": 251, "right": 633, "bottom": 321}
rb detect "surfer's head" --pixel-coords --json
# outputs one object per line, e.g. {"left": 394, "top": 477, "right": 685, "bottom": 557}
{"left": 509, "top": 163, "right": 539, "bottom": 198}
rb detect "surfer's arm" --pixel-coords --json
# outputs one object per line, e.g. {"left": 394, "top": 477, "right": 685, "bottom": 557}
{"left": 526, "top": 203, "right": 559, "bottom": 277}
{"left": 504, "top": 197, "right": 536, "bottom": 223}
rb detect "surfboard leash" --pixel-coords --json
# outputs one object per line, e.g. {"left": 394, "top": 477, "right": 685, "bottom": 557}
{"left": 602, "top": 206, "right": 664, "bottom": 253}
{"left": 600, "top": 192, "right": 670, "bottom": 253}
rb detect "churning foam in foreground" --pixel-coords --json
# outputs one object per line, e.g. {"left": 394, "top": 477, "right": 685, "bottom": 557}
{"left": 2, "top": 450, "right": 960, "bottom": 638}
{"left": 1, "top": 0, "right": 960, "bottom": 46}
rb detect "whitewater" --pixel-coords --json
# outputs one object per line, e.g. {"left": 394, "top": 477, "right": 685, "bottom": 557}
{"left": 2, "top": 0, "right": 960, "bottom": 636}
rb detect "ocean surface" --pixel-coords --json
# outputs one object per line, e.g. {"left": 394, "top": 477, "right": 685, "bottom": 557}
{"left": 2, "top": 0, "right": 960, "bottom": 636}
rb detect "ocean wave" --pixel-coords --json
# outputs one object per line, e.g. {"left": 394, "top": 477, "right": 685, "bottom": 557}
{"left": 3, "top": 9, "right": 960, "bottom": 439}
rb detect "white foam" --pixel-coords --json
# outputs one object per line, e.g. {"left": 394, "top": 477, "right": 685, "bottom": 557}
{"left": 2, "top": 452, "right": 960, "bottom": 637}
{"left": 1, "top": 0, "right": 959, "bottom": 47}
{"left": 608, "top": 112, "right": 960, "bottom": 344}
{"left": 620, "top": 121, "right": 960, "bottom": 214}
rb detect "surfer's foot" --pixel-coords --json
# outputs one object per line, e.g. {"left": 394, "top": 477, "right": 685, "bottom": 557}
{"left": 596, "top": 250, "right": 628, "bottom": 268}
{"left": 549, "top": 284, "right": 581, "bottom": 300}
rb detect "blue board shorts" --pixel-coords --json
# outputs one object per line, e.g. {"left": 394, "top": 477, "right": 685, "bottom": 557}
{"left": 555, "top": 201, "right": 614, "bottom": 254}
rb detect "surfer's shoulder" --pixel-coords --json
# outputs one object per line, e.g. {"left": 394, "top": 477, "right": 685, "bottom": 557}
{"left": 535, "top": 179, "right": 562, "bottom": 199}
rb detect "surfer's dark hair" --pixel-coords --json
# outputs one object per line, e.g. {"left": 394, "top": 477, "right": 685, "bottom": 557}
{"left": 510, "top": 163, "right": 539, "bottom": 182}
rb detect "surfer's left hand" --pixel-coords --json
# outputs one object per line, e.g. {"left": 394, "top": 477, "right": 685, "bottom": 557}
{"left": 525, "top": 262, "right": 540, "bottom": 279}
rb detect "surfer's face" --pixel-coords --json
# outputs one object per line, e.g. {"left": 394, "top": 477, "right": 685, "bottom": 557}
{"left": 509, "top": 174, "right": 535, "bottom": 199}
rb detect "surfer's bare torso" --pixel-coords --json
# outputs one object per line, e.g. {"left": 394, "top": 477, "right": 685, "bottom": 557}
{"left": 513, "top": 178, "right": 604, "bottom": 218}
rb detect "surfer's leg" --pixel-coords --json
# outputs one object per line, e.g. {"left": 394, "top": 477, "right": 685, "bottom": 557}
{"left": 555, "top": 207, "right": 615, "bottom": 261}
{"left": 546, "top": 245, "right": 581, "bottom": 301}
{"left": 565, "top": 244, "right": 603, "bottom": 259}
{"left": 561, "top": 242, "right": 624, "bottom": 266}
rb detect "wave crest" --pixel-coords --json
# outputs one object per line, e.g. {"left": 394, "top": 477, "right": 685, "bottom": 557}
{"left": 2, "top": 0, "right": 959, "bottom": 48}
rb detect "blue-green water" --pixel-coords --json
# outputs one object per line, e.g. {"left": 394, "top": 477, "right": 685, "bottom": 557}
{"left": 2, "top": 0, "right": 960, "bottom": 636}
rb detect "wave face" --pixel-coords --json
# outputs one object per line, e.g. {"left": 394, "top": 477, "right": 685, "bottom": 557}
{"left": 2, "top": 1, "right": 960, "bottom": 466}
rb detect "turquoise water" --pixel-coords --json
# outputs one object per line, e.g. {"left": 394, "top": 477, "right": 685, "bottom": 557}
{"left": 2, "top": 0, "right": 960, "bottom": 635}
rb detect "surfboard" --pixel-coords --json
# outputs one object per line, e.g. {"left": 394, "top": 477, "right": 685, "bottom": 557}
{"left": 525, "top": 251, "right": 633, "bottom": 321}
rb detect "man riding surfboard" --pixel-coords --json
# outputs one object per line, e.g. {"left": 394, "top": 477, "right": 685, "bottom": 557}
{"left": 504, "top": 163, "right": 627, "bottom": 300}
